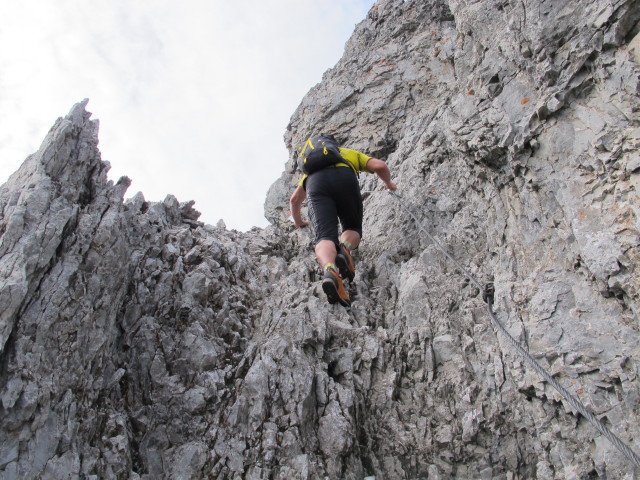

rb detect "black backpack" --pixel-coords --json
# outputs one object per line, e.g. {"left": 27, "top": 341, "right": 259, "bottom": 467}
{"left": 297, "top": 134, "right": 346, "bottom": 175}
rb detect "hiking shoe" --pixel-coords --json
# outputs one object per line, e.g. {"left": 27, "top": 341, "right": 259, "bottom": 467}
{"left": 335, "top": 244, "right": 355, "bottom": 282}
{"left": 322, "top": 269, "right": 350, "bottom": 307}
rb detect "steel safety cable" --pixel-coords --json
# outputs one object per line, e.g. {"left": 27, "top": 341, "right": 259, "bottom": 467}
{"left": 387, "top": 190, "right": 640, "bottom": 467}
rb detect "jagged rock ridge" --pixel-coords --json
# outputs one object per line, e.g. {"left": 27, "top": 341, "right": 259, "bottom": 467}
{"left": 1, "top": 0, "right": 640, "bottom": 478}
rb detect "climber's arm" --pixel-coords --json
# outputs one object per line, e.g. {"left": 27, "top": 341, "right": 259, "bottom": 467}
{"left": 289, "top": 185, "right": 309, "bottom": 228}
{"left": 366, "top": 158, "right": 397, "bottom": 191}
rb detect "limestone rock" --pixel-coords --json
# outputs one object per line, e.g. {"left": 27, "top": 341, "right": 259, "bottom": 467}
{"left": 2, "top": 0, "right": 640, "bottom": 478}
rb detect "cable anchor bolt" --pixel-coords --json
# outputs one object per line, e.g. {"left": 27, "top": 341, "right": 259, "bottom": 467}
{"left": 483, "top": 282, "right": 495, "bottom": 304}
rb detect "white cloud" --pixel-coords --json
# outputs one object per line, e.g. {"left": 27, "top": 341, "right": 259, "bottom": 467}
{"left": 0, "top": 0, "right": 375, "bottom": 230}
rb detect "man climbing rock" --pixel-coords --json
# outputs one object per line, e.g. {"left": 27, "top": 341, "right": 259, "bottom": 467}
{"left": 289, "top": 134, "right": 397, "bottom": 307}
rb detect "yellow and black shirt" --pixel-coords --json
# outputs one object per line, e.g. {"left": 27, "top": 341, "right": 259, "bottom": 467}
{"left": 298, "top": 148, "right": 371, "bottom": 189}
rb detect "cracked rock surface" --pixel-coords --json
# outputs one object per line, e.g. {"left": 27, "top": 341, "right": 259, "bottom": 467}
{"left": 2, "top": 0, "right": 640, "bottom": 478}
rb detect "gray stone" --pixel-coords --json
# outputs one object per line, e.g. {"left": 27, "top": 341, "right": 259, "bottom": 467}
{"left": 1, "top": 0, "right": 640, "bottom": 478}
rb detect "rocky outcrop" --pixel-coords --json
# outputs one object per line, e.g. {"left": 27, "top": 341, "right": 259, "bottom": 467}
{"left": 2, "top": 0, "right": 640, "bottom": 478}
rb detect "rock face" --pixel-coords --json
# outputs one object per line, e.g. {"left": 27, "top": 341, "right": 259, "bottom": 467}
{"left": 1, "top": 1, "right": 639, "bottom": 478}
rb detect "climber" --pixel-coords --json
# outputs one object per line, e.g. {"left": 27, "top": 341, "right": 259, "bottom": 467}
{"left": 289, "top": 134, "right": 397, "bottom": 307}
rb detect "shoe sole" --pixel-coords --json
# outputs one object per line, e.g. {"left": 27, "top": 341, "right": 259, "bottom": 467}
{"left": 322, "top": 278, "right": 350, "bottom": 307}
{"left": 335, "top": 254, "right": 355, "bottom": 282}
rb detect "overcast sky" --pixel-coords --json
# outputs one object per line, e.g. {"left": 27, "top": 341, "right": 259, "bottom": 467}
{"left": 0, "top": 0, "right": 376, "bottom": 231}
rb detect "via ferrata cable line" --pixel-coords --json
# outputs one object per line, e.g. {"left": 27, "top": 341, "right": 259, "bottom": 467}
{"left": 387, "top": 190, "right": 640, "bottom": 467}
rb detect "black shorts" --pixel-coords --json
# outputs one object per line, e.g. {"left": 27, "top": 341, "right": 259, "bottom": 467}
{"left": 306, "top": 166, "right": 363, "bottom": 246}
